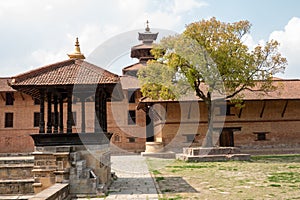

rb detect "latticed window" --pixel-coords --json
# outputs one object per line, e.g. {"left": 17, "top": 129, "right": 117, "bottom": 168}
{"left": 114, "top": 134, "right": 121, "bottom": 142}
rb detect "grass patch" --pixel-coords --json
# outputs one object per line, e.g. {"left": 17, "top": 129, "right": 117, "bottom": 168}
{"left": 268, "top": 172, "right": 300, "bottom": 183}
{"left": 152, "top": 169, "right": 162, "bottom": 175}
{"left": 148, "top": 154, "right": 300, "bottom": 200}
{"left": 155, "top": 176, "right": 165, "bottom": 182}
{"left": 168, "top": 165, "right": 214, "bottom": 169}
{"left": 269, "top": 184, "right": 282, "bottom": 187}
{"left": 251, "top": 154, "right": 300, "bottom": 162}
{"left": 159, "top": 195, "right": 182, "bottom": 200}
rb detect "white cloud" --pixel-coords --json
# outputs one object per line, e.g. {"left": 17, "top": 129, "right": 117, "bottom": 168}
{"left": 269, "top": 17, "right": 300, "bottom": 78}
{"left": 242, "top": 33, "right": 265, "bottom": 51}
{"left": 0, "top": 0, "right": 209, "bottom": 76}
{"left": 31, "top": 48, "right": 68, "bottom": 67}
{"left": 172, "top": 0, "right": 208, "bottom": 14}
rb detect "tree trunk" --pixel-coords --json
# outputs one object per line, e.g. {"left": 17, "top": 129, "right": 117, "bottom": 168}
{"left": 203, "top": 97, "right": 214, "bottom": 147}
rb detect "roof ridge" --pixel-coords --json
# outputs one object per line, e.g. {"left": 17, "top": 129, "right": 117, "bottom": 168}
{"left": 13, "top": 59, "right": 75, "bottom": 83}
{"left": 75, "top": 59, "right": 119, "bottom": 80}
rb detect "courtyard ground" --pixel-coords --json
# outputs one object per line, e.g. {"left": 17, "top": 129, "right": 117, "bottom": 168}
{"left": 147, "top": 154, "right": 300, "bottom": 200}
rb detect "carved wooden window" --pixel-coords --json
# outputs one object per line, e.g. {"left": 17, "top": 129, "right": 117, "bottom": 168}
{"left": 5, "top": 93, "right": 14, "bottom": 105}
{"left": 128, "top": 137, "right": 136, "bottom": 143}
{"left": 5, "top": 113, "right": 13, "bottom": 128}
{"left": 254, "top": 132, "right": 268, "bottom": 141}
{"left": 128, "top": 110, "right": 136, "bottom": 125}
{"left": 114, "top": 134, "right": 121, "bottom": 142}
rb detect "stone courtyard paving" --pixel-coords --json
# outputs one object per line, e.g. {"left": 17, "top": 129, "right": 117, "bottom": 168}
{"left": 105, "top": 155, "right": 158, "bottom": 200}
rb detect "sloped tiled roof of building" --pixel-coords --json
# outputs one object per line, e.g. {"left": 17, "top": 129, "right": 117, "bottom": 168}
{"left": 0, "top": 78, "right": 15, "bottom": 92}
{"left": 138, "top": 78, "right": 300, "bottom": 104}
{"left": 239, "top": 79, "right": 300, "bottom": 100}
{"left": 122, "top": 62, "right": 146, "bottom": 73}
{"left": 11, "top": 59, "right": 119, "bottom": 86}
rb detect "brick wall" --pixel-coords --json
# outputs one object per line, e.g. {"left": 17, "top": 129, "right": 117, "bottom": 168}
{"left": 152, "top": 100, "right": 300, "bottom": 154}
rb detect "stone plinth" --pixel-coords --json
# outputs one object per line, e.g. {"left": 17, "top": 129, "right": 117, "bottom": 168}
{"left": 141, "top": 142, "right": 176, "bottom": 158}
{"left": 144, "top": 142, "right": 164, "bottom": 153}
{"left": 177, "top": 147, "right": 251, "bottom": 162}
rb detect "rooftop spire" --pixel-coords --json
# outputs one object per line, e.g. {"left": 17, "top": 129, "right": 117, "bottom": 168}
{"left": 145, "top": 20, "right": 150, "bottom": 32}
{"left": 68, "top": 37, "right": 85, "bottom": 59}
{"left": 138, "top": 20, "right": 158, "bottom": 44}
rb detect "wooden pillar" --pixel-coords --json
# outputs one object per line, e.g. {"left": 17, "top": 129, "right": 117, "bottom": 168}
{"left": 53, "top": 94, "right": 59, "bottom": 133}
{"left": 46, "top": 92, "right": 52, "bottom": 133}
{"left": 59, "top": 96, "right": 64, "bottom": 133}
{"left": 67, "top": 91, "right": 72, "bottom": 134}
{"left": 94, "top": 88, "right": 100, "bottom": 133}
{"left": 100, "top": 91, "right": 107, "bottom": 132}
{"left": 39, "top": 90, "right": 45, "bottom": 133}
{"left": 81, "top": 99, "right": 86, "bottom": 133}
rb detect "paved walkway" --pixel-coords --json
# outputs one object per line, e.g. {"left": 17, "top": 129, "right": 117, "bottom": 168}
{"left": 105, "top": 155, "right": 159, "bottom": 200}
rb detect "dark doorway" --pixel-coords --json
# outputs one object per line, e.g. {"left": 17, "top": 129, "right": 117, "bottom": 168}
{"left": 219, "top": 127, "right": 241, "bottom": 147}
{"left": 219, "top": 130, "right": 234, "bottom": 147}
{"left": 146, "top": 111, "right": 154, "bottom": 142}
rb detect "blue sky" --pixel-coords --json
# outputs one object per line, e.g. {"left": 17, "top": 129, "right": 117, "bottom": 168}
{"left": 1, "top": 0, "right": 300, "bottom": 78}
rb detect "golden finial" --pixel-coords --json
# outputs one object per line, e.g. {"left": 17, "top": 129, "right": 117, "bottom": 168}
{"left": 145, "top": 20, "right": 150, "bottom": 32}
{"left": 68, "top": 37, "right": 85, "bottom": 59}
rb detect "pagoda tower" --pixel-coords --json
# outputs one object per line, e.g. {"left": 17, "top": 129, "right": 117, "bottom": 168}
{"left": 122, "top": 21, "right": 159, "bottom": 76}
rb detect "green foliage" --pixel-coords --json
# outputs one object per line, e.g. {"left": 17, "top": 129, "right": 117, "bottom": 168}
{"left": 140, "top": 17, "right": 287, "bottom": 102}
{"left": 138, "top": 61, "right": 190, "bottom": 100}
{"left": 138, "top": 17, "right": 287, "bottom": 147}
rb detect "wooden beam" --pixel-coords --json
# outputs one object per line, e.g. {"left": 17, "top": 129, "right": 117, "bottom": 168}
{"left": 281, "top": 100, "right": 288, "bottom": 118}
{"left": 20, "top": 92, "right": 25, "bottom": 101}
{"left": 260, "top": 101, "right": 266, "bottom": 118}
{"left": 0, "top": 93, "right": 5, "bottom": 101}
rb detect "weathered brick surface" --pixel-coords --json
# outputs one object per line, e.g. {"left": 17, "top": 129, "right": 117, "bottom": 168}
{"left": 152, "top": 100, "right": 300, "bottom": 154}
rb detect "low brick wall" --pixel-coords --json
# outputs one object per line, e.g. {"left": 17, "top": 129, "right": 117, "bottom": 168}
{"left": 29, "top": 183, "right": 70, "bottom": 200}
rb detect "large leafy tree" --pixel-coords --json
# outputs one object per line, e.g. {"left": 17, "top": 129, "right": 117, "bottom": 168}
{"left": 138, "top": 17, "right": 287, "bottom": 147}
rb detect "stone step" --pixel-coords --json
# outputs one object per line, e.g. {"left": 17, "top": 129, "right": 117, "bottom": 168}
{"left": 0, "top": 156, "right": 34, "bottom": 165}
{"left": 0, "top": 156, "right": 34, "bottom": 180}
{"left": 0, "top": 179, "right": 34, "bottom": 195}
{"left": 0, "top": 165, "right": 33, "bottom": 180}
{"left": 0, "top": 194, "right": 34, "bottom": 200}
{"left": 141, "top": 151, "right": 176, "bottom": 159}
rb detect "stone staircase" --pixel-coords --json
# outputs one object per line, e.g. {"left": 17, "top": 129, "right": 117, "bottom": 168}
{"left": 69, "top": 152, "right": 103, "bottom": 196}
{"left": 0, "top": 154, "right": 35, "bottom": 199}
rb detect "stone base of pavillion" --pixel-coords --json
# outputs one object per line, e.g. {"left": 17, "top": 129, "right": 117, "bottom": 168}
{"left": 30, "top": 133, "right": 112, "bottom": 198}
{"left": 141, "top": 142, "right": 176, "bottom": 159}
{"left": 176, "top": 147, "right": 250, "bottom": 162}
